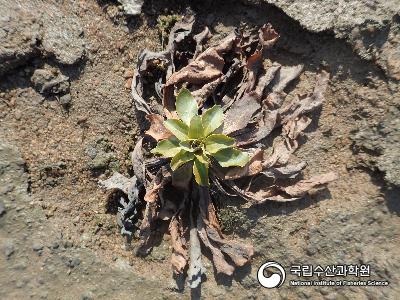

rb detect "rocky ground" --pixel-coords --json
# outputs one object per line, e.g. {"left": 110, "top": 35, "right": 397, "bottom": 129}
{"left": 0, "top": 0, "right": 399, "bottom": 299}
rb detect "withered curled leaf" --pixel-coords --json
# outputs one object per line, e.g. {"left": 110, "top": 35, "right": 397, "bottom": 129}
{"left": 167, "top": 47, "right": 224, "bottom": 85}
{"left": 279, "top": 71, "right": 330, "bottom": 124}
{"left": 224, "top": 149, "right": 264, "bottom": 180}
{"left": 223, "top": 92, "right": 261, "bottom": 135}
{"left": 144, "top": 168, "right": 171, "bottom": 202}
{"left": 270, "top": 65, "right": 304, "bottom": 93}
{"left": 131, "top": 138, "right": 146, "bottom": 186}
{"left": 170, "top": 210, "right": 189, "bottom": 275}
{"left": 197, "top": 216, "right": 235, "bottom": 276}
{"left": 145, "top": 114, "right": 172, "bottom": 141}
{"left": 136, "top": 200, "right": 159, "bottom": 256}
{"left": 262, "top": 161, "right": 307, "bottom": 179}
{"left": 193, "top": 27, "right": 212, "bottom": 59}
{"left": 282, "top": 171, "right": 338, "bottom": 197}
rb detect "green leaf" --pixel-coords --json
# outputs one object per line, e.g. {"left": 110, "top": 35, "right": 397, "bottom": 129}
{"left": 150, "top": 136, "right": 181, "bottom": 157}
{"left": 204, "top": 134, "right": 235, "bottom": 154}
{"left": 202, "top": 105, "right": 223, "bottom": 136}
{"left": 212, "top": 148, "right": 250, "bottom": 168}
{"left": 188, "top": 115, "right": 204, "bottom": 139}
{"left": 179, "top": 140, "right": 194, "bottom": 152}
{"left": 193, "top": 155, "right": 209, "bottom": 186}
{"left": 179, "top": 140, "right": 203, "bottom": 153}
{"left": 170, "top": 149, "right": 195, "bottom": 171}
{"left": 176, "top": 88, "right": 198, "bottom": 125}
{"left": 164, "top": 119, "right": 189, "bottom": 141}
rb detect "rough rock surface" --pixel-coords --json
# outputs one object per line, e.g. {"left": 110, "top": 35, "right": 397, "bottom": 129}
{"left": 0, "top": 0, "right": 86, "bottom": 76}
{"left": 0, "top": 8, "right": 40, "bottom": 76}
{"left": 259, "top": 0, "right": 400, "bottom": 80}
{"left": 117, "top": 0, "right": 144, "bottom": 16}
{"left": 40, "top": 8, "right": 86, "bottom": 65}
{"left": 351, "top": 107, "right": 400, "bottom": 186}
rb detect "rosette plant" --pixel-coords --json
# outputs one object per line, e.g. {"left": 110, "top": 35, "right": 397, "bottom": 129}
{"left": 151, "top": 88, "right": 249, "bottom": 186}
{"left": 100, "top": 20, "right": 337, "bottom": 291}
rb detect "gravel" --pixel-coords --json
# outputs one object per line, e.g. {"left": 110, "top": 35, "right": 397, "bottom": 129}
{"left": 31, "top": 68, "right": 70, "bottom": 95}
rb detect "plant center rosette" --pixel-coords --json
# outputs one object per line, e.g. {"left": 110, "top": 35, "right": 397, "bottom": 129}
{"left": 100, "top": 16, "right": 338, "bottom": 290}
{"left": 151, "top": 88, "right": 250, "bottom": 187}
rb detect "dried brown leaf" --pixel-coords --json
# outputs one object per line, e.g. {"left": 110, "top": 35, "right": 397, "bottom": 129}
{"left": 264, "top": 92, "right": 286, "bottom": 109}
{"left": 198, "top": 186, "right": 221, "bottom": 233}
{"left": 131, "top": 138, "right": 146, "bottom": 186}
{"left": 263, "top": 137, "right": 295, "bottom": 168}
{"left": 145, "top": 114, "right": 172, "bottom": 141}
{"left": 279, "top": 71, "right": 329, "bottom": 124}
{"left": 206, "top": 227, "right": 254, "bottom": 267}
{"left": 224, "top": 149, "right": 264, "bottom": 180}
{"left": 214, "top": 33, "right": 239, "bottom": 55}
{"left": 131, "top": 71, "right": 152, "bottom": 115}
{"left": 270, "top": 65, "right": 303, "bottom": 93}
{"left": 167, "top": 15, "right": 195, "bottom": 53}
{"left": 197, "top": 217, "right": 235, "bottom": 276}
{"left": 282, "top": 171, "right": 338, "bottom": 197}
{"left": 233, "top": 109, "right": 278, "bottom": 146}
{"left": 132, "top": 50, "right": 170, "bottom": 115}
{"left": 283, "top": 115, "right": 312, "bottom": 143}
{"left": 144, "top": 168, "right": 171, "bottom": 202}
{"left": 163, "top": 47, "right": 225, "bottom": 114}
{"left": 193, "top": 27, "right": 212, "bottom": 59}
{"left": 258, "top": 23, "right": 280, "bottom": 50}
{"left": 223, "top": 91, "right": 261, "bottom": 135}
{"left": 262, "top": 161, "right": 307, "bottom": 179}
{"left": 198, "top": 186, "right": 253, "bottom": 267}
{"left": 254, "top": 63, "right": 281, "bottom": 97}
{"left": 166, "top": 47, "right": 225, "bottom": 87}
{"left": 231, "top": 171, "right": 337, "bottom": 204}
{"left": 169, "top": 212, "right": 189, "bottom": 275}
{"left": 191, "top": 76, "right": 224, "bottom": 108}
{"left": 136, "top": 200, "right": 159, "bottom": 256}
{"left": 246, "top": 51, "right": 262, "bottom": 92}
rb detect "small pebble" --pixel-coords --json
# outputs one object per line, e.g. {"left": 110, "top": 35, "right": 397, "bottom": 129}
{"left": 3, "top": 241, "right": 15, "bottom": 258}
{"left": 0, "top": 200, "right": 5, "bottom": 216}
{"left": 125, "top": 78, "right": 132, "bottom": 89}
{"left": 71, "top": 257, "right": 81, "bottom": 267}
{"left": 50, "top": 239, "right": 60, "bottom": 249}
{"left": 32, "top": 241, "right": 44, "bottom": 252}
{"left": 60, "top": 94, "right": 72, "bottom": 106}
{"left": 123, "top": 69, "right": 134, "bottom": 78}
{"left": 14, "top": 110, "right": 22, "bottom": 120}
{"left": 64, "top": 240, "right": 73, "bottom": 248}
